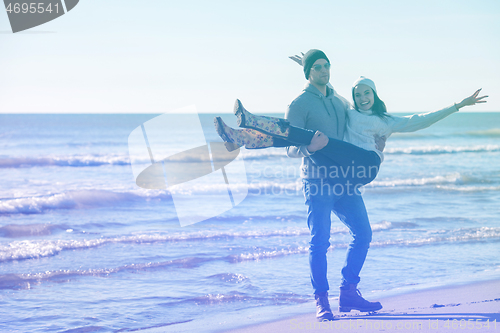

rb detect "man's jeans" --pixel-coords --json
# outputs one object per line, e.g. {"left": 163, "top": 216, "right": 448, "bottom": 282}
{"left": 303, "top": 178, "right": 372, "bottom": 294}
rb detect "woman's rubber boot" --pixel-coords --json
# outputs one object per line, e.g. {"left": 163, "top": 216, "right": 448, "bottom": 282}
{"left": 234, "top": 99, "right": 291, "bottom": 138}
{"left": 214, "top": 117, "right": 274, "bottom": 151}
{"left": 338, "top": 284, "right": 383, "bottom": 312}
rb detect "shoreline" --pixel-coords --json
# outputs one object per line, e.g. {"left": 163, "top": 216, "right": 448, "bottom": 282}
{"left": 220, "top": 279, "right": 500, "bottom": 333}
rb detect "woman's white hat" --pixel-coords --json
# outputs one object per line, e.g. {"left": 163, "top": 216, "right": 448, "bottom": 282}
{"left": 352, "top": 76, "right": 377, "bottom": 94}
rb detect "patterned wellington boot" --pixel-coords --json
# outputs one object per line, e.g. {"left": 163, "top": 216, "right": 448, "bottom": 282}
{"left": 233, "top": 99, "right": 291, "bottom": 138}
{"left": 338, "top": 284, "right": 383, "bottom": 313}
{"left": 315, "top": 292, "right": 336, "bottom": 321}
{"left": 214, "top": 117, "right": 274, "bottom": 151}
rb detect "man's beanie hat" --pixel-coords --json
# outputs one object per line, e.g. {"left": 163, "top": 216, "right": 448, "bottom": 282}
{"left": 303, "top": 49, "right": 330, "bottom": 79}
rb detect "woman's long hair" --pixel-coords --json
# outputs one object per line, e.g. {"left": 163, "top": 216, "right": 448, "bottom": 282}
{"left": 352, "top": 88, "right": 390, "bottom": 120}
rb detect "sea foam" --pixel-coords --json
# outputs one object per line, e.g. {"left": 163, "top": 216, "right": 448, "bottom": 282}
{"left": 385, "top": 144, "right": 500, "bottom": 155}
{"left": 0, "top": 155, "right": 132, "bottom": 168}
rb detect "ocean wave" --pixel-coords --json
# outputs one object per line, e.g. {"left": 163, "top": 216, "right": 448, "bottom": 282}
{"left": 385, "top": 144, "right": 500, "bottom": 155}
{"left": 390, "top": 128, "right": 500, "bottom": 139}
{"left": 231, "top": 226, "right": 500, "bottom": 261}
{"left": 370, "top": 172, "right": 499, "bottom": 189}
{"left": 0, "top": 183, "right": 297, "bottom": 215}
{"left": 389, "top": 132, "right": 443, "bottom": 140}
{"left": 465, "top": 128, "right": 500, "bottom": 137}
{"left": 245, "top": 174, "right": 486, "bottom": 194}
{"left": 199, "top": 143, "right": 500, "bottom": 160}
{"left": 2, "top": 143, "right": 496, "bottom": 170}
{"left": 241, "top": 149, "right": 288, "bottom": 160}
{"left": 206, "top": 273, "right": 250, "bottom": 284}
{"left": 0, "top": 254, "right": 263, "bottom": 290}
{"left": 0, "top": 149, "right": 285, "bottom": 169}
{"left": 370, "top": 173, "right": 463, "bottom": 187}
{"left": 0, "top": 257, "right": 216, "bottom": 290}
{"left": 190, "top": 292, "right": 307, "bottom": 305}
{"left": 372, "top": 227, "right": 500, "bottom": 247}
{"left": 0, "top": 230, "right": 311, "bottom": 261}
{"left": 0, "top": 155, "right": 132, "bottom": 168}
{"left": 0, "top": 190, "right": 167, "bottom": 215}
{"left": 2, "top": 227, "right": 498, "bottom": 289}
{"left": 0, "top": 221, "right": 396, "bottom": 261}
{"left": 246, "top": 181, "right": 301, "bottom": 194}
{"left": 0, "top": 223, "right": 67, "bottom": 238}
{"left": 0, "top": 265, "right": 307, "bottom": 312}
{"left": 228, "top": 246, "right": 310, "bottom": 262}
{"left": 0, "top": 171, "right": 491, "bottom": 215}
{"left": 436, "top": 185, "right": 500, "bottom": 193}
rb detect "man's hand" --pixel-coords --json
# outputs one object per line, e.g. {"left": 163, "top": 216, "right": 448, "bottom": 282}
{"left": 307, "top": 131, "right": 329, "bottom": 153}
{"left": 374, "top": 135, "right": 387, "bottom": 152}
{"left": 289, "top": 52, "right": 304, "bottom": 67}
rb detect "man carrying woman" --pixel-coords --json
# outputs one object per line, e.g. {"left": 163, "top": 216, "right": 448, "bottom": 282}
{"left": 214, "top": 49, "right": 487, "bottom": 322}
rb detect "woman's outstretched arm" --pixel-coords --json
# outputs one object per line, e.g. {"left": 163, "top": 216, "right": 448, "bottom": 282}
{"left": 389, "top": 89, "right": 488, "bottom": 134}
{"left": 455, "top": 88, "right": 488, "bottom": 109}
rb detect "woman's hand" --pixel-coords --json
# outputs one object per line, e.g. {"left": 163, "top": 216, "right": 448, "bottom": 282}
{"left": 289, "top": 52, "right": 304, "bottom": 67}
{"left": 455, "top": 89, "right": 488, "bottom": 109}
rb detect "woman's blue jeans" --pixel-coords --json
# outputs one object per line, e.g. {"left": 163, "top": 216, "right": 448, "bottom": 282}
{"left": 303, "top": 178, "right": 372, "bottom": 294}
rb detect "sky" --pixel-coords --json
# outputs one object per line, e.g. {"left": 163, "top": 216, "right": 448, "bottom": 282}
{"left": 1, "top": 0, "right": 499, "bottom": 113}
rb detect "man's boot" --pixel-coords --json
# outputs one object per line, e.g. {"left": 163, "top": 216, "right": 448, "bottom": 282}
{"left": 315, "top": 292, "right": 335, "bottom": 321}
{"left": 338, "top": 284, "right": 382, "bottom": 312}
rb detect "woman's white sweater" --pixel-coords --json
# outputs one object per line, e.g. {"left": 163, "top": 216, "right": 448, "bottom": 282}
{"left": 344, "top": 105, "right": 459, "bottom": 161}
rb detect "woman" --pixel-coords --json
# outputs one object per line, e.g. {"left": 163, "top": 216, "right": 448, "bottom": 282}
{"left": 215, "top": 77, "right": 487, "bottom": 186}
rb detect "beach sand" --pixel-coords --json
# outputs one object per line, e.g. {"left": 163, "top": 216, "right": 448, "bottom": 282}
{"left": 222, "top": 280, "right": 500, "bottom": 333}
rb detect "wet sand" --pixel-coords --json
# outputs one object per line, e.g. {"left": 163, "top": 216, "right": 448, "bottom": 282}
{"left": 222, "top": 279, "right": 500, "bottom": 333}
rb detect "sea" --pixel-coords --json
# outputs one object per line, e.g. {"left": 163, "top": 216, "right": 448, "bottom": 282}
{"left": 1, "top": 112, "right": 499, "bottom": 333}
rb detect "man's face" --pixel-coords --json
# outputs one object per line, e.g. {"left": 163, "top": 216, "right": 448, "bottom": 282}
{"left": 308, "top": 59, "right": 330, "bottom": 87}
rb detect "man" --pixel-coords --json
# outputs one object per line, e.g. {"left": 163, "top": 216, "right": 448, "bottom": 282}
{"left": 285, "top": 49, "right": 383, "bottom": 321}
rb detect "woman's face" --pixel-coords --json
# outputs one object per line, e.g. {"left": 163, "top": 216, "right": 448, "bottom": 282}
{"left": 353, "top": 84, "right": 374, "bottom": 111}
